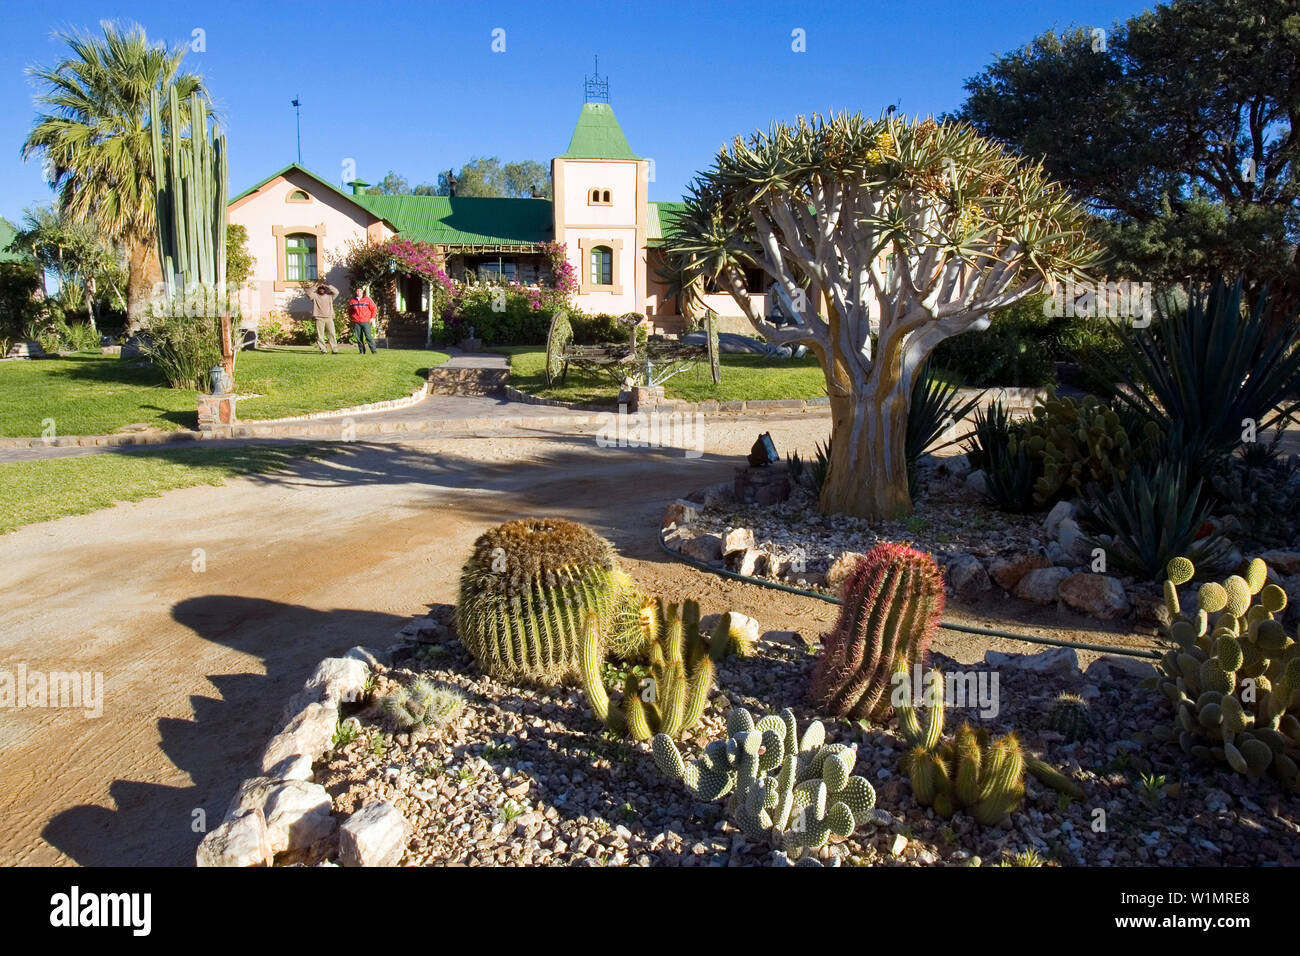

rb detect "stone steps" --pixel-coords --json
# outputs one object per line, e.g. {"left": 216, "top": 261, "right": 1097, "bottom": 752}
{"left": 426, "top": 366, "right": 509, "bottom": 396}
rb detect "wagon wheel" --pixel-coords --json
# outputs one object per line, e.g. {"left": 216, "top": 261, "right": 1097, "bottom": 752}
{"left": 706, "top": 311, "right": 721, "bottom": 385}
{"left": 545, "top": 310, "right": 573, "bottom": 386}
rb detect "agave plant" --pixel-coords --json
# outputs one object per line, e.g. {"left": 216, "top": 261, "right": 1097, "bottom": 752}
{"left": 1089, "top": 279, "right": 1300, "bottom": 479}
{"left": 906, "top": 361, "right": 984, "bottom": 498}
{"left": 963, "top": 401, "right": 1040, "bottom": 512}
{"left": 1077, "top": 459, "right": 1229, "bottom": 581}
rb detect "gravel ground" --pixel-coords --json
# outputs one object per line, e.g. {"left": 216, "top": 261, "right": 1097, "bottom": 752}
{"left": 314, "top": 605, "right": 1300, "bottom": 867}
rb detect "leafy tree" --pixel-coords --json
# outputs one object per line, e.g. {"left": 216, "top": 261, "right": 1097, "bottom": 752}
{"left": 10, "top": 204, "right": 126, "bottom": 331}
{"left": 22, "top": 21, "right": 208, "bottom": 333}
{"left": 436, "top": 157, "right": 552, "bottom": 198}
{"left": 955, "top": 2, "right": 1300, "bottom": 310}
{"left": 225, "top": 223, "right": 255, "bottom": 288}
{"left": 665, "top": 113, "right": 1098, "bottom": 518}
{"left": 370, "top": 170, "right": 411, "bottom": 195}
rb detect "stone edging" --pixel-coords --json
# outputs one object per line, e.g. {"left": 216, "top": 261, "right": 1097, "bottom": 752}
{"left": 197, "top": 636, "right": 420, "bottom": 867}
{"left": 252, "top": 382, "right": 432, "bottom": 423}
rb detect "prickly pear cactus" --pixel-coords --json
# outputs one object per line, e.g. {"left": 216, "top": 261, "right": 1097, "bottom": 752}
{"left": 1021, "top": 390, "right": 1158, "bottom": 506}
{"left": 1149, "top": 556, "right": 1300, "bottom": 791}
{"left": 652, "top": 707, "right": 880, "bottom": 861}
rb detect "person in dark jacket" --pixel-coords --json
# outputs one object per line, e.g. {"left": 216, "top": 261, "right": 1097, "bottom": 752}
{"left": 306, "top": 281, "right": 339, "bottom": 353}
{"left": 348, "top": 286, "right": 379, "bottom": 354}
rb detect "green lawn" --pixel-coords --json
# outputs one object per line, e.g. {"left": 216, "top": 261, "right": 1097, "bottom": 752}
{"left": 496, "top": 347, "right": 830, "bottom": 405}
{"left": 0, "top": 443, "right": 333, "bottom": 534}
{"left": 0, "top": 347, "right": 449, "bottom": 437}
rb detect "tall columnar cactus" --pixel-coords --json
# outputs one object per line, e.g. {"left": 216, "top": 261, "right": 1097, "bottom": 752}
{"left": 580, "top": 599, "right": 716, "bottom": 741}
{"left": 652, "top": 707, "right": 879, "bottom": 860}
{"left": 810, "top": 543, "right": 945, "bottom": 721}
{"left": 1150, "top": 556, "right": 1300, "bottom": 790}
{"left": 149, "top": 85, "right": 231, "bottom": 370}
{"left": 895, "top": 664, "right": 1083, "bottom": 824}
{"left": 455, "top": 518, "right": 643, "bottom": 683}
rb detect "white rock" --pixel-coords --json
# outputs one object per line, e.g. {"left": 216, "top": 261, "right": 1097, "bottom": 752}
{"left": 261, "top": 702, "right": 338, "bottom": 778}
{"left": 723, "top": 527, "right": 756, "bottom": 556}
{"left": 729, "top": 547, "right": 762, "bottom": 577}
{"left": 305, "top": 656, "right": 370, "bottom": 706}
{"left": 726, "top": 612, "right": 761, "bottom": 650}
{"left": 1260, "top": 549, "right": 1300, "bottom": 576}
{"left": 945, "top": 553, "right": 991, "bottom": 598}
{"left": 939, "top": 455, "right": 971, "bottom": 479}
{"left": 662, "top": 499, "right": 699, "bottom": 529}
{"left": 1058, "top": 573, "right": 1130, "bottom": 620}
{"left": 196, "top": 808, "right": 273, "bottom": 867}
{"left": 1043, "top": 500, "right": 1075, "bottom": 539}
{"left": 1084, "top": 655, "right": 1157, "bottom": 683}
{"left": 678, "top": 533, "right": 723, "bottom": 563}
{"left": 984, "top": 646, "right": 1081, "bottom": 678}
{"left": 339, "top": 801, "right": 410, "bottom": 867}
{"left": 890, "top": 833, "right": 909, "bottom": 857}
{"left": 226, "top": 777, "right": 336, "bottom": 854}
{"left": 964, "top": 469, "right": 990, "bottom": 497}
{"left": 1055, "top": 518, "right": 1089, "bottom": 563}
{"left": 344, "top": 645, "right": 390, "bottom": 668}
{"left": 1013, "top": 566, "right": 1072, "bottom": 604}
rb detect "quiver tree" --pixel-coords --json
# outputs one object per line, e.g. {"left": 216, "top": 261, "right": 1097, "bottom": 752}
{"left": 664, "top": 112, "right": 1101, "bottom": 518}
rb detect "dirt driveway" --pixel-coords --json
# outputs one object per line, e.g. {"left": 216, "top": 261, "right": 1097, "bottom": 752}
{"left": 0, "top": 416, "right": 1137, "bottom": 865}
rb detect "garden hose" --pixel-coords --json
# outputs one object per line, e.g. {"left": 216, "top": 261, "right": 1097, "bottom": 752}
{"left": 656, "top": 529, "right": 1162, "bottom": 660}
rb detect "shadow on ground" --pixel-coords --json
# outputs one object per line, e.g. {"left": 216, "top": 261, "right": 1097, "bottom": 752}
{"left": 42, "top": 597, "right": 414, "bottom": 866}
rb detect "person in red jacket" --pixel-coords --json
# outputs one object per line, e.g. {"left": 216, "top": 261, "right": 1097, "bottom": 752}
{"left": 348, "top": 285, "right": 379, "bottom": 354}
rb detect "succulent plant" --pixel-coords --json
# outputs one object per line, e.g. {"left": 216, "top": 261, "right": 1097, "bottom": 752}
{"left": 1149, "top": 555, "right": 1300, "bottom": 791}
{"left": 1045, "top": 692, "right": 1094, "bottom": 742}
{"left": 652, "top": 706, "right": 880, "bottom": 861}
{"left": 580, "top": 599, "right": 716, "bottom": 741}
{"left": 455, "top": 517, "right": 643, "bottom": 682}
{"left": 381, "top": 678, "right": 465, "bottom": 732}
{"left": 1021, "top": 390, "right": 1159, "bottom": 506}
{"left": 810, "top": 543, "right": 945, "bottom": 721}
{"left": 894, "top": 663, "right": 1084, "bottom": 824}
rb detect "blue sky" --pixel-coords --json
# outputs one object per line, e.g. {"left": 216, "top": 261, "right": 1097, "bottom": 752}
{"left": 1, "top": 0, "right": 1148, "bottom": 224}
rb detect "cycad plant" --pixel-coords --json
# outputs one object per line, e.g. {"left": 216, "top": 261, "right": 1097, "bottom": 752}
{"left": 964, "top": 401, "right": 1040, "bottom": 512}
{"left": 906, "top": 361, "right": 983, "bottom": 498}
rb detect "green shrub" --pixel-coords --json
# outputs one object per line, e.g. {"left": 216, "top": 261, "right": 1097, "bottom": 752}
{"left": 570, "top": 312, "right": 625, "bottom": 344}
{"left": 452, "top": 284, "right": 554, "bottom": 344}
{"left": 931, "top": 295, "right": 1057, "bottom": 387}
{"left": 0, "top": 262, "right": 43, "bottom": 347}
{"left": 140, "top": 314, "right": 222, "bottom": 390}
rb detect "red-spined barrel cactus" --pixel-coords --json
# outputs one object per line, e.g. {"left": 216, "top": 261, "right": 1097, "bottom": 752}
{"left": 809, "top": 542, "right": 945, "bottom": 721}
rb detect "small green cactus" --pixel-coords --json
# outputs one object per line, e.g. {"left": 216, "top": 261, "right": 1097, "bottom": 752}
{"left": 580, "top": 599, "right": 716, "bottom": 741}
{"left": 895, "top": 664, "right": 1083, "bottom": 824}
{"left": 1045, "top": 692, "right": 1094, "bottom": 742}
{"left": 652, "top": 707, "right": 879, "bottom": 861}
{"left": 381, "top": 678, "right": 465, "bottom": 732}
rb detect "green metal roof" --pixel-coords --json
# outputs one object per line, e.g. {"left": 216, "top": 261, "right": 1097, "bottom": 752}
{"left": 559, "top": 103, "right": 642, "bottom": 160}
{"left": 351, "top": 195, "right": 553, "bottom": 247}
{"left": 0, "top": 217, "right": 25, "bottom": 263}
{"left": 647, "top": 201, "right": 687, "bottom": 244}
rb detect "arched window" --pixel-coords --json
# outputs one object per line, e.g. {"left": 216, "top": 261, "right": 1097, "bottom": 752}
{"left": 285, "top": 233, "right": 318, "bottom": 281}
{"left": 590, "top": 188, "right": 600, "bottom": 203}
{"left": 602, "top": 189, "right": 611, "bottom": 203}
{"left": 588, "top": 187, "right": 612, "bottom": 206}
{"left": 589, "top": 245, "right": 613, "bottom": 285}
{"left": 286, "top": 189, "right": 310, "bottom": 203}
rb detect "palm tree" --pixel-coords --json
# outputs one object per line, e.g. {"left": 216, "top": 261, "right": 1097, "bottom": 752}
{"left": 22, "top": 21, "right": 207, "bottom": 334}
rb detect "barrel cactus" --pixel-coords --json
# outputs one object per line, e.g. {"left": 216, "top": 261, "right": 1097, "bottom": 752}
{"left": 652, "top": 707, "right": 879, "bottom": 861}
{"left": 455, "top": 517, "right": 642, "bottom": 683}
{"left": 895, "top": 664, "right": 1083, "bottom": 824}
{"left": 1045, "top": 692, "right": 1094, "bottom": 742}
{"left": 810, "top": 543, "right": 945, "bottom": 721}
{"left": 1149, "top": 555, "right": 1300, "bottom": 790}
{"left": 381, "top": 679, "right": 465, "bottom": 733}
{"left": 580, "top": 599, "right": 715, "bottom": 741}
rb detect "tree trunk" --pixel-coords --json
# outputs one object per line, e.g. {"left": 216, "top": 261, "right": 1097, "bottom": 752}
{"left": 819, "top": 380, "right": 913, "bottom": 520}
{"left": 125, "top": 238, "right": 162, "bottom": 335}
